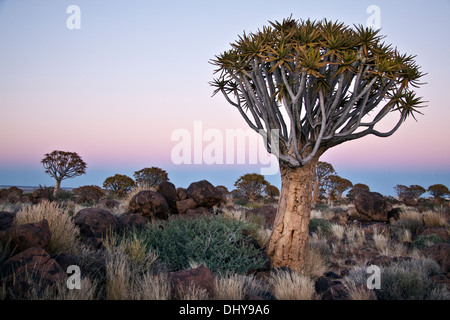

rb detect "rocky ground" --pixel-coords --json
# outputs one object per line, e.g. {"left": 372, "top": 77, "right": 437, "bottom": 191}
{"left": 0, "top": 182, "right": 449, "bottom": 300}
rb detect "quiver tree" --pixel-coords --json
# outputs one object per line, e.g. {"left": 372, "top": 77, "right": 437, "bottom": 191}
{"left": 134, "top": 167, "right": 169, "bottom": 188}
{"left": 234, "top": 173, "right": 270, "bottom": 202}
{"left": 427, "top": 184, "right": 449, "bottom": 203}
{"left": 211, "top": 17, "right": 426, "bottom": 271}
{"left": 313, "top": 161, "right": 336, "bottom": 203}
{"left": 347, "top": 183, "right": 370, "bottom": 201}
{"left": 325, "top": 175, "right": 353, "bottom": 200}
{"left": 41, "top": 150, "right": 87, "bottom": 197}
{"left": 103, "top": 174, "right": 135, "bottom": 197}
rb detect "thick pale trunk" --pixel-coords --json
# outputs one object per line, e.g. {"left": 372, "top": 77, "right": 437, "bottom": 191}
{"left": 54, "top": 179, "right": 62, "bottom": 197}
{"left": 312, "top": 180, "right": 320, "bottom": 204}
{"left": 268, "top": 158, "right": 319, "bottom": 272}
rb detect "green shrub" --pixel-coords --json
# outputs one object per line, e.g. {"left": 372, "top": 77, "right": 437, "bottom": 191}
{"left": 121, "top": 215, "right": 268, "bottom": 275}
{"left": 412, "top": 234, "right": 443, "bottom": 249}
{"left": 309, "top": 218, "right": 332, "bottom": 235}
{"left": 375, "top": 258, "right": 449, "bottom": 300}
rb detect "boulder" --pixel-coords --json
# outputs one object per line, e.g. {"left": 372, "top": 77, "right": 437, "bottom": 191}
{"left": 244, "top": 205, "right": 277, "bottom": 228}
{"left": 424, "top": 243, "right": 450, "bottom": 273}
{"left": 169, "top": 265, "right": 216, "bottom": 299}
{"left": 128, "top": 190, "right": 170, "bottom": 220}
{"left": 355, "top": 191, "right": 390, "bottom": 222}
{"left": 0, "top": 211, "right": 16, "bottom": 231}
{"left": 186, "top": 180, "right": 222, "bottom": 208}
{"left": 156, "top": 181, "right": 178, "bottom": 214}
{"left": 0, "top": 187, "right": 24, "bottom": 204}
{"left": 315, "top": 276, "right": 341, "bottom": 294}
{"left": 176, "top": 198, "right": 197, "bottom": 214}
{"left": 321, "top": 283, "right": 351, "bottom": 300}
{"left": 0, "top": 219, "right": 52, "bottom": 254}
{"left": 0, "top": 247, "right": 66, "bottom": 285}
{"left": 177, "top": 187, "right": 188, "bottom": 201}
{"left": 118, "top": 213, "right": 149, "bottom": 231}
{"left": 403, "top": 197, "right": 418, "bottom": 207}
{"left": 97, "top": 197, "right": 121, "bottom": 209}
{"left": 73, "top": 208, "right": 118, "bottom": 238}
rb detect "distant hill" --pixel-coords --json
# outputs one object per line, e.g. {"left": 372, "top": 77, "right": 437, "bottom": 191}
{"left": 0, "top": 185, "right": 74, "bottom": 193}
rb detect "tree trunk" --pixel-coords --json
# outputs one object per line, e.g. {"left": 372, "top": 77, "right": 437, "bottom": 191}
{"left": 312, "top": 180, "right": 320, "bottom": 204}
{"left": 54, "top": 179, "right": 62, "bottom": 198}
{"left": 268, "top": 157, "right": 319, "bottom": 272}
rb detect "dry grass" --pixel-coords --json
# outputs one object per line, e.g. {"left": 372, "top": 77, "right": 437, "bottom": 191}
{"left": 269, "top": 269, "right": 316, "bottom": 300}
{"left": 176, "top": 285, "right": 211, "bottom": 300}
{"left": 15, "top": 200, "right": 80, "bottom": 255}
{"left": 134, "top": 272, "right": 171, "bottom": 300}
{"left": 345, "top": 225, "right": 365, "bottom": 247}
{"left": 423, "top": 211, "right": 448, "bottom": 227}
{"left": 215, "top": 274, "right": 246, "bottom": 300}
{"left": 331, "top": 223, "right": 345, "bottom": 241}
{"left": 105, "top": 248, "right": 132, "bottom": 300}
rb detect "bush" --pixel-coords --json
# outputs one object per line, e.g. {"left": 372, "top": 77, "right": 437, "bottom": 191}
{"left": 375, "top": 258, "right": 449, "bottom": 300}
{"left": 119, "top": 215, "right": 268, "bottom": 275}
{"left": 309, "top": 218, "right": 332, "bottom": 236}
{"left": 412, "top": 234, "right": 443, "bottom": 249}
{"left": 72, "top": 185, "right": 105, "bottom": 204}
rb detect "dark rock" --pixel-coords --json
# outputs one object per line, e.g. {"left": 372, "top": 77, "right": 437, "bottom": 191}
{"left": 97, "top": 198, "right": 121, "bottom": 209}
{"left": 424, "top": 243, "right": 450, "bottom": 273}
{"left": 186, "top": 180, "right": 222, "bottom": 208}
{"left": 0, "top": 211, "right": 16, "bottom": 231}
{"left": 156, "top": 181, "right": 178, "bottom": 214}
{"left": 73, "top": 208, "right": 118, "bottom": 238}
{"left": 177, "top": 187, "right": 188, "bottom": 201}
{"left": 176, "top": 198, "right": 197, "bottom": 214}
{"left": 118, "top": 214, "right": 148, "bottom": 231}
{"left": 128, "top": 190, "right": 170, "bottom": 220}
{"left": 0, "top": 219, "right": 52, "bottom": 254}
{"left": 355, "top": 191, "right": 390, "bottom": 222}
{"left": 321, "top": 283, "right": 350, "bottom": 300}
{"left": 169, "top": 265, "right": 217, "bottom": 299}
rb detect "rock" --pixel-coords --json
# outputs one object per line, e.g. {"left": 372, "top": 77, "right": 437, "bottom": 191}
{"left": 97, "top": 198, "right": 121, "bottom": 209}
{"left": 430, "top": 274, "right": 450, "bottom": 292}
{"left": 128, "top": 190, "right": 170, "bottom": 220}
{"left": 185, "top": 207, "right": 212, "bottom": 216}
{"left": 418, "top": 227, "right": 450, "bottom": 242}
{"left": 186, "top": 180, "right": 222, "bottom": 208}
{"left": 424, "top": 243, "right": 450, "bottom": 273}
{"left": 156, "top": 181, "right": 178, "bottom": 214}
{"left": 355, "top": 191, "right": 390, "bottom": 222}
{"left": 31, "top": 186, "right": 54, "bottom": 204}
{"left": 0, "top": 211, "right": 16, "bottom": 231}
{"left": 403, "top": 197, "right": 418, "bottom": 207}
{"left": 169, "top": 265, "right": 216, "bottom": 299}
{"left": 0, "top": 219, "right": 52, "bottom": 254}
{"left": 321, "top": 283, "right": 350, "bottom": 300}
{"left": 118, "top": 214, "right": 148, "bottom": 231}
{"left": 52, "top": 253, "right": 78, "bottom": 272}
{"left": 176, "top": 198, "right": 197, "bottom": 214}
{"left": 177, "top": 187, "right": 188, "bottom": 201}
{"left": 73, "top": 208, "right": 118, "bottom": 238}
{"left": 315, "top": 276, "right": 341, "bottom": 294}
{"left": 0, "top": 187, "right": 24, "bottom": 204}
{"left": 0, "top": 247, "right": 66, "bottom": 285}
{"left": 245, "top": 205, "right": 277, "bottom": 229}
{"left": 387, "top": 207, "right": 402, "bottom": 223}
{"left": 73, "top": 186, "right": 104, "bottom": 204}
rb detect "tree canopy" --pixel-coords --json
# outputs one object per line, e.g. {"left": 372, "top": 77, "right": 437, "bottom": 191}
{"left": 211, "top": 17, "right": 426, "bottom": 168}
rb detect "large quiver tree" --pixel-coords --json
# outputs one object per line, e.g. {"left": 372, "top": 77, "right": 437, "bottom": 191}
{"left": 211, "top": 17, "right": 426, "bottom": 271}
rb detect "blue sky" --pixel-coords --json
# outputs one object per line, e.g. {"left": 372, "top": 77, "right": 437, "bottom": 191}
{"left": 0, "top": 0, "right": 449, "bottom": 196}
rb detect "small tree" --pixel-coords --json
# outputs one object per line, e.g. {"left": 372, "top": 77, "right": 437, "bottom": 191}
{"left": 265, "top": 184, "right": 280, "bottom": 199}
{"left": 41, "top": 150, "right": 87, "bottom": 197}
{"left": 234, "top": 173, "right": 270, "bottom": 202}
{"left": 216, "top": 185, "right": 230, "bottom": 198}
{"left": 103, "top": 174, "right": 135, "bottom": 197}
{"left": 134, "top": 167, "right": 169, "bottom": 188}
{"left": 313, "top": 161, "right": 336, "bottom": 203}
{"left": 325, "top": 175, "right": 353, "bottom": 200}
{"left": 346, "top": 183, "right": 370, "bottom": 201}
{"left": 408, "top": 185, "right": 426, "bottom": 199}
{"left": 395, "top": 184, "right": 426, "bottom": 200}
{"left": 427, "top": 184, "right": 449, "bottom": 203}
